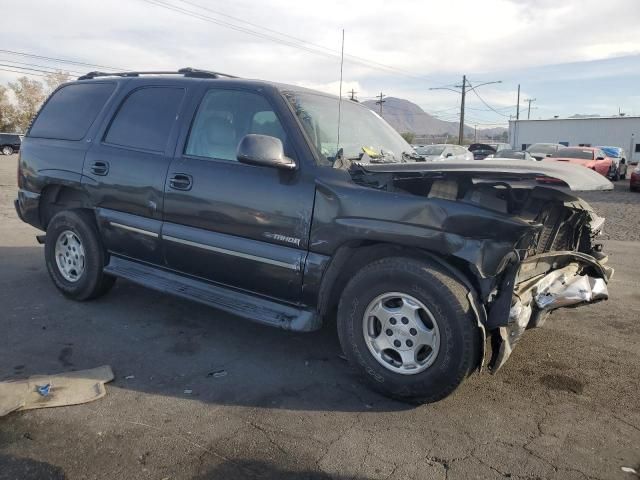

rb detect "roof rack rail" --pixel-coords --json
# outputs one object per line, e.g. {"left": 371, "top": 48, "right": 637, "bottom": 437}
{"left": 77, "top": 67, "right": 238, "bottom": 81}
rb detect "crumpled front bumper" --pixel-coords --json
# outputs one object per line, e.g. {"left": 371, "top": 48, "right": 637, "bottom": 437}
{"left": 489, "top": 250, "right": 613, "bottom": 372}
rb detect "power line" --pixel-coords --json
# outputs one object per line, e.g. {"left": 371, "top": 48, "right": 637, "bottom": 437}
{"left": 0, "top": 60, "right": 83, "bottom": 75}
{"left": 468, "top": 83, "right": 512, "bottom": 118}
{"left": 0, "top": 49, "right": 126, "bottom": 71}
{"left": 0, "top": 67, "right": 48, "bottom": 78}
{"left": 139, "top": 0, "right": 443, "bottom": 82}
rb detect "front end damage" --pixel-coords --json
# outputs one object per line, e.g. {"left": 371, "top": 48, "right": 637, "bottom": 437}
{"left": 348, "top": 160, "right": 614, "bottom": 371}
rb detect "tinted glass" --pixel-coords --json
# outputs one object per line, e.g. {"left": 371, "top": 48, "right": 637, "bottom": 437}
{"left": 29, "top": 83, "right": 115, "bottom": 140}
{"left": 550, "top": 148, "right": 594, "bottom": 160}
{"left": 105, "top": 87, "right": 184, "bottom": 152}
{"left": 186, "top": 89, "right": 287, "bottom": 161}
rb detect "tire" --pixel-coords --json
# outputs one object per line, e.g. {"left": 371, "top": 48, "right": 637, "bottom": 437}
{"left": 337, "top": 256, "right": 480, "bottom": 403}
{"left": 611, "top": 166, "right": 620, "bottom": 181}
{"left": 44, "top": 210, "right": 115, "bottom": 300}
{"left": 1, "top": 145, "right": 13, "bottom": 155}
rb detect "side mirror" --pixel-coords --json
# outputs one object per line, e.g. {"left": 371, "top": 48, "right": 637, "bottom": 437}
{"left": 545, "top": 154, "right": 552, "bottom": 157}
{"left": 237, "top": 134, "right": 296, "bottom": 170}
{"left": 445, "top": 153, "right": 453, "bottom": 158}
{"left": 596, "top": 156, "right": 605, "bottom": 161}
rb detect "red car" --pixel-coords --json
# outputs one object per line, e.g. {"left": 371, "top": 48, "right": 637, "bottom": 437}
{"left": 630, "top": 166, "right": 640, "bottom": 191}
{"left": 544, "top": 147, "right": 613, "bottom": 178}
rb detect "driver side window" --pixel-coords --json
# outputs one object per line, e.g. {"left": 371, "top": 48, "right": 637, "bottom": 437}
{"left": 185, "top": 89, "right": 287, "bottom": 162}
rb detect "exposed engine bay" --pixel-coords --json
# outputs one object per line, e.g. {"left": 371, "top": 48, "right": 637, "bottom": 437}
{"left": 348, "top": 161, "right": 614, "bottom": 371}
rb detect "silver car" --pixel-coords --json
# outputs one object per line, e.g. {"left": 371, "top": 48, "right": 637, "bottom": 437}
{"left": 414, "top": 144, "right": 473, "bottom": 162}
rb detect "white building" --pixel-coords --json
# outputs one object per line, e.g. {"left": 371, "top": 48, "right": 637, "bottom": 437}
{"left": 509, "top": 116, "right": 640, "bottom": 163}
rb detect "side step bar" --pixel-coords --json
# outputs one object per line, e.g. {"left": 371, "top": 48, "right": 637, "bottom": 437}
{"left": 104, "top": 256, "right": 320, "bottom": 332}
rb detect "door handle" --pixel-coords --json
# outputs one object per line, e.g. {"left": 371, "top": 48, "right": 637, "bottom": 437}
{"left": 169, "top": 173, "right": 193, "bottom": 191}
{"left": 90, "top": 161, "right": 109, "bottom": 176}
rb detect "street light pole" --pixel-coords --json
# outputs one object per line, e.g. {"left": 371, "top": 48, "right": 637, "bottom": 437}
{"left": 430, "top": 77, "right": 502, "bottom": 145}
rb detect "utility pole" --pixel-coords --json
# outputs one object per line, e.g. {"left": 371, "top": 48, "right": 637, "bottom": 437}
{"left": 348, "top": 88, "right": 358, "bottom": 102}
{"left": 474, "top": 124, "right": 477, "bottom": 143}
{"left": 516, "top": 84, "right": 521, "bottom": 120}
{"left": 375, "top": 92, "right": 386, "bottom": 116}
{"left": 458, "top": 75, "right": 466, "bottom": 145}
{"left": 430, "top": 76, "right": 501, "bottom": 146}
{"left": 525, "top": 98, "right": 536, "bottom": 120}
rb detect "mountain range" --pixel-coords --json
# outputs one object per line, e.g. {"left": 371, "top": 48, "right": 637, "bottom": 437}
{"left": 361, "top": 97, "right": 507, "bottom": 138}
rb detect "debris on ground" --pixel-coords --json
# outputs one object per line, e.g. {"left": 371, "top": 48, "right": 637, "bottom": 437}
{"left": 207, "top": 370, "right": 227, "bottom": 378}
{"left": 183, "top": 389, "right": 193, "bottom": 394}
{"left": 0, "top": 365, "right": 114, "bottom": 417}
{"left": 125, "top": 375, "right": 135, "bottom": 379}
{"left": 621, "top": 466, "right": 638, "bottom": 474}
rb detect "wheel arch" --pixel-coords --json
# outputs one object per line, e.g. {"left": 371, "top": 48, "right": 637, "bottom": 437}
{"left": 317, "top": 241, "right": 482, "bottom": 317}
{"left": 40, "top": 184, "right": 94, "bottom": 230}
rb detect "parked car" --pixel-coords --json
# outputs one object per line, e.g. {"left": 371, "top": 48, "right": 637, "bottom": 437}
{"left": 468, "top": 143, "right": 510, "bottom": 160}
{"left": 544, "top": 147, "right": 613, "bottom": 178}
{"left": 630, "top": 165, "right": 640, "bottom": 192}
{"left": 15, "top": 69, "right": 613, "bottom": 403}
{"left": 526, "top": 143, "right": 566, "bottom": 160}
{"left": 486, "top": 149, "right": 536, "bottom": 161}
{"left": 0, "top": 132, "right": 22, "bottom": 155}
{"left": 414, "top": 144, "right": 473, "bottom": 161}
{"left": 597, "top": 146, "right": 628, "bottom": 180}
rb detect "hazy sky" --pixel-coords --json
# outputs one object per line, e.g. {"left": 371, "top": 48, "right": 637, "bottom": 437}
{"left": 2, "top": 0, "right": 639, "bottom": 127}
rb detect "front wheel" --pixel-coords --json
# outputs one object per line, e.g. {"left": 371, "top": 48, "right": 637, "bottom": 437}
{"left": 1, "top": 145, "right": 13, "bottom": 155}
{"left": 44, "top": 210, "right": 115, "bottom": 300}
{"left": 337, "top": 257, "right": 481, "bottom": 403}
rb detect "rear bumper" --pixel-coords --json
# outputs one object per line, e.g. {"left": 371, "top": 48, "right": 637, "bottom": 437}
{"left": 14, "top": 189, "right": 42, "bottom": 229}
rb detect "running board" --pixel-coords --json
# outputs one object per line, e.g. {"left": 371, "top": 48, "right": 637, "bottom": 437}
{"left": 104, "top": 256, "right": 320, "bottom": 332}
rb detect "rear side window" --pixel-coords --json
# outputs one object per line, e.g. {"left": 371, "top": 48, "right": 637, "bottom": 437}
{"left": 29, "top": 83, "right": 115, "bottom": 140}
{"left": 104, "top": 87, "right": 184, "bottom": 152}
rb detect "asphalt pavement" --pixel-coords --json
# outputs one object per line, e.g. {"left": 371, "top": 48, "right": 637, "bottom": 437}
{"left": 1, "top": 154, "right": 639, "bottom": 480}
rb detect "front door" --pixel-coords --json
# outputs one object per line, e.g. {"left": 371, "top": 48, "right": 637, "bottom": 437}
{"left": 82, "top": 83, "right": 187, "bottom": 264}
{"left": 161, "top": 87, "right": 315, "bottom": 302}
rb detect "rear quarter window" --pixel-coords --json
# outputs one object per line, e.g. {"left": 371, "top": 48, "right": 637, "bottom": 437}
{"left": 104, "top": 86, "right": 185, "bottom": 153}
{"left": 29, "top": 82, "right": 116, "bottom": 140}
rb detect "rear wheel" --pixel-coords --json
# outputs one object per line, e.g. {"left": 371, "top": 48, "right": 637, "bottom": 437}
{"left": 337, "top": 257, "right": 480, "bottom": 403}
{"left": 1, "top": 145, "right": 13, "bottom": 155}
{"left": 611, "top": 166, "right": 620, "bottom": 181}
{"left": 44, "top": 210, "right": 115, "bottom": 300}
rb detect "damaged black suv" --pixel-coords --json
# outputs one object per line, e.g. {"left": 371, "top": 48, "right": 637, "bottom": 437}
{"left": 15, "top": 69, "right": 613, "bottom": 402}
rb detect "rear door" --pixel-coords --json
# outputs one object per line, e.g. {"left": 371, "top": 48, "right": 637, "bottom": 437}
{"left": 82, "top": 82, "right": 188, "bottom": 264}
{"left": 161, "top": 86, "right": 315, "bottom": 302}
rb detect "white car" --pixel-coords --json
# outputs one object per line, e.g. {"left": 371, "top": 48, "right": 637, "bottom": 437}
{"left": 414, "top": 144, "right": 473, "bottom": 162}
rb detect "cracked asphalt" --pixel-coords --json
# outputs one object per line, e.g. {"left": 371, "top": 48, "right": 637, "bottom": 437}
{"left": 1, "top": 154, "right": 639, "bottom": 480}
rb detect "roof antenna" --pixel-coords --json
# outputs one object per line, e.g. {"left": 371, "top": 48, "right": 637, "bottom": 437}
{"left": 336, "top": 29, "right": 345, "bottom": 157}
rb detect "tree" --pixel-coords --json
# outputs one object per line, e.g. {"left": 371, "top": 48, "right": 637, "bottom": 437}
{"left": 3, "top": 71, "right": 71, "bottom": 133}
{"left": 400, "top": 132, "right": 415, "bottom": 144}
{"left": 44, "top": 71, "right": 72, "bottom": 95}
{"left": 8, "top": 77, "right": 46, "bottom": 133}
{"left": 0, "top": 85, "right": 18, "bottom": 132}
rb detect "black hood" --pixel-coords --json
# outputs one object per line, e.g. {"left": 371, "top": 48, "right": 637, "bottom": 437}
{"left": 355, "top": 159, "right": 613, "bottom": 192}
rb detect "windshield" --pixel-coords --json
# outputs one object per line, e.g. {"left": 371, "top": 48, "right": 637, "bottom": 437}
{"left": 528, "top": 144, "right": 559, "bottom": 154}
{"left": 551, "top": 148, "right": 594, "bottom": 160}
{"left": 600, "top": 147, "right": 621, "bottom": 158}
{"left": 283, "top": 91, "right": 411, "bottom": 164}
{"left": 415, "top": 145, "right": 445, "bottom": 156}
